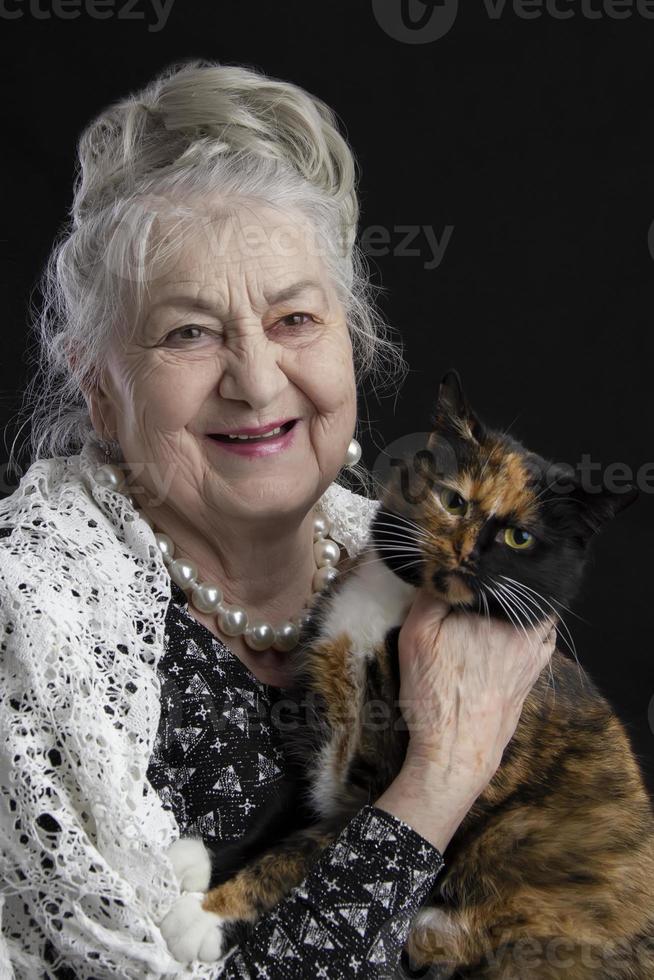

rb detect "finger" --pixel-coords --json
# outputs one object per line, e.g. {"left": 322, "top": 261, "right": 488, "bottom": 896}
{"left": 531, "top": 614, "right": 558, "bottom": 643}
{"left": 404, "top": 589, "right": 450, "bottom": 631}
{"left": 536, "top": 625, "right": 557, "bottom": 666}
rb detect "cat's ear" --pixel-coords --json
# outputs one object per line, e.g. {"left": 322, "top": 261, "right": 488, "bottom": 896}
{"left": 430, "top": 369, "right": 485, "bottom": 442}
{"left": 437, "top": 369, "right": 469, "bottom": 418}
{"left": 570, "top": 481, "right": 639, "bottom": 539}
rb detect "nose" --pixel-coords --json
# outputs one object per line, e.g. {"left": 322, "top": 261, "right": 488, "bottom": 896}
{"left": 461, "top": 544, "right": 481, "bottom": 568}
{"left": 218, "top": 330, "right": 288, "bottom": 407}
{"left": 461, "top": 543, "right": 480, "bottom": 566}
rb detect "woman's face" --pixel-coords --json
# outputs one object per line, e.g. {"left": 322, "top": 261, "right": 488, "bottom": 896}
{"left": 90, "top": 199, "right": 357, "bottom": 529}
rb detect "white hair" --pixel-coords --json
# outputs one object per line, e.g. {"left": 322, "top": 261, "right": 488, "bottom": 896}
{"left": 7, "top": 58, "right": 408, "bottom": 496}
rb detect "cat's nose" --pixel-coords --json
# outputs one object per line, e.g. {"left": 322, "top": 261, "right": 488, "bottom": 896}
{"left": 461, "top": 545, "right": 480, "bottom": 566}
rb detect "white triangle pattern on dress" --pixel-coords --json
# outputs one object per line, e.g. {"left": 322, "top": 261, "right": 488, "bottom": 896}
{"left": 336, "top": 903, "right": 369, "bottom": 936}
{"left": 363, "top": 812, "right": 398, "bottom": 843}
{"left": 175, "top": 725, "right": 204, "bottom": 754}
{"left": 212, "top": 764, "right": 242, "bottom": 796}
{"left": 267, "top": 925, "right": 301, "bottom": 959}
{"left": 184, "top": 671, "right": 213, "bottom": 699}
{"left": 256, "top": 752, "right": 282, "bottom": 783}
{"left": 221, "top": 704, "right": 251, "bottom": 734}
{"left": 302, "top": 916, "right": 336, "bottom": 949}
{"left": 233, "top": 686, "right": 257, "bottom": 708}
{"left": 184, "top": 637, "right": 208, "bottom": 661}
{"left": 363, "top": 879, "right": 396, "bottom": 908}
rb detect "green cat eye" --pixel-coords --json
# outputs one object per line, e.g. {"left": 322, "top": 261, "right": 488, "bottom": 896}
{"left": 440, "top": 487, "right": 468, "bottom": 516}
{"left": 504, "top": 527, "right": 535, "bottom": 550}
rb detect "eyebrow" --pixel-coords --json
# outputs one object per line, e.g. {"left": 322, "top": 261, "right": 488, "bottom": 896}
{"left": 147, "top": 279, "right": 329, "bottom": 317}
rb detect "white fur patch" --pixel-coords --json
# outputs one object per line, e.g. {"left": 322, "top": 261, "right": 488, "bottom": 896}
{"left": 410, "top": 906, "right": 466, "bottom": 947}
{"left": 310, "top": 740, "right": 345, "bottom": 820}
{"left": 319, "top": 546, "right": 417, "bottom": 654}
{"left": 307, "top": 548, "right": 417, "bottom": 819}
{"left": 166, "top": 837, "right": 212, "bottom": 892}
{"left": 160, "top": 892, "right": 226, "bottom": 964}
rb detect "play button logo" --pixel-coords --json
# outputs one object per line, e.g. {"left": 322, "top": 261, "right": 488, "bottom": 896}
{"left": 372, "top": 0, "right": 459, "bottom": 43}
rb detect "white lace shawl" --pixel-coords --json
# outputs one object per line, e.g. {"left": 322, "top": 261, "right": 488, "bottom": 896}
{"left": 0, "top": 436, "right": 379, "bottom": 980}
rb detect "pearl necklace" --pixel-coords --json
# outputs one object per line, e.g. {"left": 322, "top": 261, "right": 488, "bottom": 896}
{"left": 93, "top": 463, "right": 344, "bottom": 653}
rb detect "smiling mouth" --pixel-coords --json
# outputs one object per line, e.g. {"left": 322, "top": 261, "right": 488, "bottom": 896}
{"left": 209, "top": 420, "right": 297, "bottom": 444}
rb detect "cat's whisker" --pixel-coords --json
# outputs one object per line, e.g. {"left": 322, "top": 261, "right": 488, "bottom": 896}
{"left": 543, "top": 596, "right": 587, "bottom": 624}
{"left": 478, "top": 584, "right": 491, "bottom": 623}
{"left": 504, "top": 580, "right": 588, "bottom": 625}
{"left": 371, "top": 517, "right": 432, "bottom": 544}
{"left": 373, "top": 515, "right": 433, "bottom": 544}
{"left": 494, "top": 580, "right": 557, "bottom": 698}
{"left": 359, "top": 546, "right": 423, "bottom": 564}
{"left": 370, "top": 523, "right": 431, "bottom": 545}
{"left": 374, "top": 508, "right": 428, "bottom": 535}
{"left": 499, "top": 576, "right": 587, "bottom": 691}
{"left": 477, "top": 451, "right": 494, "bottom": 482}
{"left": 377, "top": 558, "right": 425, "bottom": 576}
{"left": 483, "top": 580, "right": 532, "bottom": 648}
{"left": 533, "top": 477, "right": 568, "bottom": 503}
{"left": 499, "top": 576, "right": 578, "bottom": 661}
{"left": 497, "top": 581, "right": 540, "bottom": 632}
{"left": 355, "top": 552, "right": 426, "bottom": 575}
{"left": 487, "top": 580, "right": 540, "bottom": 654}
{"left": 371, "top": 539, "right": 422, "bottom": 549}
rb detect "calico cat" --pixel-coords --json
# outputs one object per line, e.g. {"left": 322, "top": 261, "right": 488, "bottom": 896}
{"left": 164, "top": 371, "right": 654, "bottom": 978}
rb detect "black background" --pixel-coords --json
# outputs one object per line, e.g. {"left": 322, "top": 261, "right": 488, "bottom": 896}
{"left": 1, "top": 1, "right": 652, "bottom": 793}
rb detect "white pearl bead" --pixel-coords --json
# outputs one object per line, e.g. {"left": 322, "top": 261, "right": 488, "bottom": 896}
{"left": 93, "top": 456, "right": 346, "bottom": 650}
{"left": 154, "top": 532, "right": 175, "bottom": 564}
{"left": 314, "top": 538, "right": 340, "bottom": 567}
{"left": 244, "top": 621, "right": 276, "bottom": 651}
{"left": 312, "top": 565, "right": 339, "bottom": 592}
{"left": 345, "top": 438, "right": 362, "bottom": 467}
{"left": 218, "top": 604, "right": 248, "bottom": 637}
{"left": 312, "top": 515, "right": 330, "bottom": 540}
{"left": 168, "top": 558, "right": 199, "bottom": 591}
{"left": 94, "top": 464, "right": 125, "bottom": 491}
{"left": 272, "top": 621, "right": 300, "bottom": 652}
{"left": 191, "top": 581, "right": 223, "bottom": 614}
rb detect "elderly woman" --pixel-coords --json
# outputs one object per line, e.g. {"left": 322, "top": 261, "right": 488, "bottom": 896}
{"left": 0, "top": 61, "right": 554, "bottom": 979}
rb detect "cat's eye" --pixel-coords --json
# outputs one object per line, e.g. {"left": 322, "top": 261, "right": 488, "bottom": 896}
{"left": 440, "top": 488, "right": 468, "bottom": 516}
{"left": 504, "top": 527, "right": 535, "bottom": 550}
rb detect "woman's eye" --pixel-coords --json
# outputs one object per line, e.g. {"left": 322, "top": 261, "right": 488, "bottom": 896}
{"left": 165, "top": 325, "right": 208, "bottom": 343}
{"left": 440, "top": 488, "right": 468, "bottom": 516}
{"left": 504, "top": 527, "right": 535, "bottom": 550}
{"left": 278, "top": 312, "right": 315, "bottom": 328}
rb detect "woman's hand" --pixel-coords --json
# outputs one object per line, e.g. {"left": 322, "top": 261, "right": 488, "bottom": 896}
{"left": 396, "top": 590, "right": 557, "bottom": 795}
{"left": 374, "top": 589, "right": 557, "bottom": 852}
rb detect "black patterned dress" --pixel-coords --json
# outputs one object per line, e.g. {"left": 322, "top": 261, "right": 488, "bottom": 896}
{"left": 146, "top": 580, "right": 446, "bottom": 979}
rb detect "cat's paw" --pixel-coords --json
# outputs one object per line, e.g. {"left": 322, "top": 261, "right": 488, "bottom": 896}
{"left": 160, "top": 892, "right": 226, "bottom": 964}
{"left": 165, "top": 836, "right": 212, "bottom": 892}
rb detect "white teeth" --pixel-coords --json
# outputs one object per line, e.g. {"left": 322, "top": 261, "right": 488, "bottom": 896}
{"left": 227, "top": 426, "right": 283, "bottom": 441}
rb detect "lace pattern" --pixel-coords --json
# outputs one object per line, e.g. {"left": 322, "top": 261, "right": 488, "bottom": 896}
{"left": 0, "top": 437, "right": 378, "bottom": 979}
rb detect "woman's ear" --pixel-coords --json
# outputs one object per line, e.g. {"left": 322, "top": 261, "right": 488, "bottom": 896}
{"left": 68, "top": 351, "right": 116, "bottom": 442}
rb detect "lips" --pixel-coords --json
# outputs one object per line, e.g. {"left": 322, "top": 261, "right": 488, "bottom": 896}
{"left": 209, "top": 420, "right": 296, "bottom": 442}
